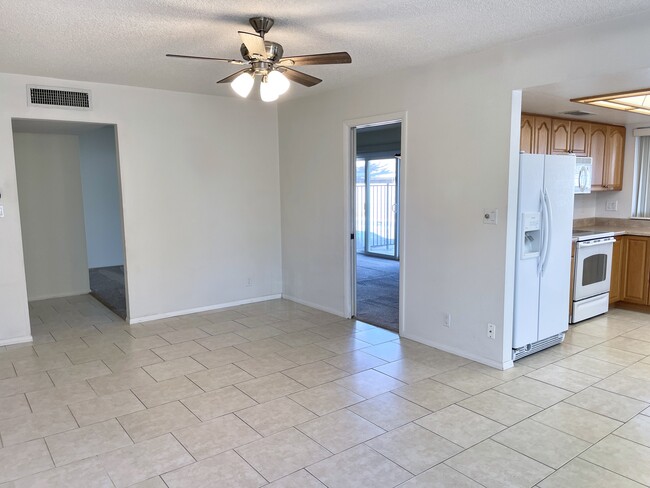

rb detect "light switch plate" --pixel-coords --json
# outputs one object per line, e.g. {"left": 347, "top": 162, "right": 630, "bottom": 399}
{"left": 483, "top": 208, "right": 497, "bottom": 225}
{"left": 0, "top": 205, "right": 4, "bottom": 218}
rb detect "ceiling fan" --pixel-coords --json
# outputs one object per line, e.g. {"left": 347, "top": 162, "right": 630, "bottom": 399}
{"left": 167, "top": 16, "right": 352, "bottom": 102}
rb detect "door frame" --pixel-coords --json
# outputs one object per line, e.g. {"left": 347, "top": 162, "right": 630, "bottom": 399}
{"left": 11, "top": 118, "right": 131, "bottom": 322}
{"left": 343, "top": 111, "right": 407, "bottom": 334}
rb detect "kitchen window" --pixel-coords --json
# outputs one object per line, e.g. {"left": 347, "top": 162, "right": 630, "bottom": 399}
{"left": 633, "top": 135, "right": 650, "bottom": 217}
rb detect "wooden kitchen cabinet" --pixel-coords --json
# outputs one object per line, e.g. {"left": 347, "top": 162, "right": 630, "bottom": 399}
{"left": 604, "top": 125, "right": 625, "bottom": 191}
{"left": 534, "top": 116, "right": 552, "bottom": 154}
{"left": 520, "top": 114, "right": 552, "bottom": 154}
{"left": 520, "top": 114, "right": 534, "bottom": 154}
{"left": 520, "top": 113, "right": 625, "bottom": 191}
{"left": 551, "top": 118, "right": 571, "bottom": 154}
{"left": 621, "top": 236, "right": 650, "bottom": 305}
{"left": 589, "top": 124, "right": 608, "bottom": 189}
{"left": 610, "top": 237, "right": 623, "bottom": 303}
{"left": 569, "top": 121, "right": 590, "bottom": 156}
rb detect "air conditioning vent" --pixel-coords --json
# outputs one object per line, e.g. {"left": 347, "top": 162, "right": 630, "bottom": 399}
{"left": 560, "top": 110, "right": 593, "bottom": 117}
{"left": 27, "top": 85, "right": 92, "bottom": 110}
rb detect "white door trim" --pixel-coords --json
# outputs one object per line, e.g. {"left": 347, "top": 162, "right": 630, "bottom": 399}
{"left": 343, "top": 111, "right": 407, "bottom": 335}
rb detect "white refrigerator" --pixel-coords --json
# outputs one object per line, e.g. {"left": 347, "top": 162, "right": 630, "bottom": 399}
{"left": 513, "top": 154, "right": 575, "bottom": 361}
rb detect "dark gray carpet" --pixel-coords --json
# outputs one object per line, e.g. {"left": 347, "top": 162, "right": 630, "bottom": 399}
{"left": 89, "top": 265, "right": 127, "bottom": 319}
{"left": 356, "top": 254, "right": 399, "bottom": 331}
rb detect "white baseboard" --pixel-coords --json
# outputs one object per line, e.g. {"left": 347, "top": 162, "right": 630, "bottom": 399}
{"left": 281, "top": 294, "right": 345, "bottom": 317}
{"left": 28, "top": 290, "right": 91, "bottom": 302}
{"left": 0, "top": 335, "right": 33, "bottom": 347}
{"left": 129, "top": 294, "right": 283, "bottom": 324}
{"left": 401, "top": 331, "right": 513, "bottom": 370}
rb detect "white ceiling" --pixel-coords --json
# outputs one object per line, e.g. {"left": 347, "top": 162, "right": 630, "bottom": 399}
{"left": 2, "top": 0, "right": 650, "bottom": 100}
{"left": 524, "top": 67, "right": 650, "bottom": 126}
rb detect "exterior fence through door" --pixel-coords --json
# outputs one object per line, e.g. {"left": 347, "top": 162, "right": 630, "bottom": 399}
{"left": 355, "top": 181, "right": 397, "bottom": 256}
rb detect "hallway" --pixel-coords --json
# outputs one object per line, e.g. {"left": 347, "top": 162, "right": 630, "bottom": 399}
{"left": 356, "top": 254, "right": 399, "bottom": 331}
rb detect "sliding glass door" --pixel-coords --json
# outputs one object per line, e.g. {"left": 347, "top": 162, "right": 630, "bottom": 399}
{"left": 355, "top": 156, "right": 399, "bottom": 259}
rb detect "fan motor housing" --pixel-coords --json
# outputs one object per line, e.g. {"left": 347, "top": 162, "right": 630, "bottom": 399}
{"left": 240, "top": 41, "right": 283, "bottom": 62}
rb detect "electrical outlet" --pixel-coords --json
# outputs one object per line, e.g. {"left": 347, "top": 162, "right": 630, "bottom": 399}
{"left": 487, "top": 323, "right": 496, "bottom": 339}
{"left": 606, "top": 200, "right": 618, "bottom": 211}
{"left": 245, "top": 277, "right": 253, "bottom": 287}
{"left": 443, "top": 313, "right": 451, "bottom": 328}
{"left": 0, "top": 205, "right": 4, "bottom": 218}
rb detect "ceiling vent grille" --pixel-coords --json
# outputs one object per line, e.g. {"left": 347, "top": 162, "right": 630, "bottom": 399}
{"left": 560, "top": 110, "right": 593, "bottom": 117}
{"left": 27, "top": 85, "right": 92, "bottom": 110}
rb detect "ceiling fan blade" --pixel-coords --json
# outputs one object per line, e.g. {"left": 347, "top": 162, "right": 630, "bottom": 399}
{"left": 166, "top": 53, "right": 245, "bottom": 65}
{"left": 279, "top": 52, "right": 351, "bottom": 66}
{"left": 216, "top": 69, "right": 251, "bottom": 84}
{"left": 238, "top": 31, "right": 267, "bottom": 58}
{"left": 282, "top": 68, "right": 322, "bottom": 87}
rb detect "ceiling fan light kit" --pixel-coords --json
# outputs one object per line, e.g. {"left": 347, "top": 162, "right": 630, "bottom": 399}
{"left": 260, "top": 76, "right": 279, "bottom": 102}
{"left": 231, "top": 71, "right": 254, "bottom": 97}
{"left": 167, "top": 16, "right": 351, "bottom": 102}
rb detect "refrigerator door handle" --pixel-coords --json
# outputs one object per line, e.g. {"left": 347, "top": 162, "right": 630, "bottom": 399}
{"left": 537, "top": 190, "right": 547, "bottom": 276}
{"left": 541, "top": 188, "right": 553, "bottom": 275}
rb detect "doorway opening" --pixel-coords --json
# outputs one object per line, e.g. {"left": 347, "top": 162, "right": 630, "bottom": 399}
{"left": 12, "top": 119, "right": 128, "bottom": 320}
{"left": 352, "top": 121, "right": 402, "bottom": 331}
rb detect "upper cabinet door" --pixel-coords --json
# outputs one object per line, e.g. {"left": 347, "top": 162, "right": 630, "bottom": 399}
{"left": 570, "top": 121, "right": 590, "bottom": 156}
{"left": 520, "top": 114, "right": 534, "bottom": 153}
{"left": 589, "top": 124, "right": 608, "bottom": 189}
{"left": 551, "top": 119, "right": 571, "bottom": 154}
{"left": 534, "top": 116, "right": 552, "bottom": 155}
{"left": 605, "top": 126, "right": 626, "bottom": 191}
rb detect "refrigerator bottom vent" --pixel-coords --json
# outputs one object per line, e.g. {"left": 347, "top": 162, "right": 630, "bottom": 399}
{"left": 512, "top": 333, "right": 565, "bottom": 361}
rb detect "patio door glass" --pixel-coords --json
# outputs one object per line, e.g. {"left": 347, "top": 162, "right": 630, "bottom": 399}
{"left": 356, "top": 157, "right": 398, "bottom": 259}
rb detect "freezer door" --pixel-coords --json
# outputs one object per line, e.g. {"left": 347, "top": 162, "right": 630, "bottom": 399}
{"left": 538, "top": 155, "right": 574, "bottom": 340}
{"left": 513, "top": 154, "right": 544, "bottom": 349}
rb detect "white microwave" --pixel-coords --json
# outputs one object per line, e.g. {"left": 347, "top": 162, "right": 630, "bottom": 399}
{"left": 575, "top": 157, "right": 592, "bottom": 194}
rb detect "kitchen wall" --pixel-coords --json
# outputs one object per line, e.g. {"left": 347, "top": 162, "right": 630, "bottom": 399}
{"left": 79, "top": 125, "right": 124, "bottom": 269}
{"left": 13, "top": 132, "right": 90, "bottom": 301}
{"left": 573, "top": 194, "right": 598, "bottom": 220}
{"left": 0, "top": 73, "right": 282, "bottom": 344}
{"left": 278, "top": 11, "right": 650, "bottom": 369}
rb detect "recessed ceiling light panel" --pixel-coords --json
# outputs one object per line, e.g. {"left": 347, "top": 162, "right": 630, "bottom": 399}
{"left": 571, "top": 88, "right": 650, "bottom": 115}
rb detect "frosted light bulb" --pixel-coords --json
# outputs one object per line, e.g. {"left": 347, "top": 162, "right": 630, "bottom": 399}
{"left": 260, "top": 78, "right": 279, "bottom": 102}
{"left": 231, "top": 72, "right": 254, "bottom": 98}
{"left": 267, "top": 70, "right": 290, "bottom": 95}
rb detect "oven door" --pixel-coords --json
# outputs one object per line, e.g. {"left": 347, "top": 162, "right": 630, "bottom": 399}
{"left": 574, "top": 238, "right": 615, "bottom": 301}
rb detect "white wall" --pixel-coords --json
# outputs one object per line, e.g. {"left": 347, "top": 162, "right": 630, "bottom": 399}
{"left": 13, "top": 132, "right": 90, "bottom": 301}
{"left": 79, "top": 125, "right": 124, "bottom": 268}
{"left": 278, "top": 11, "right": 650, "bottom": 369}
{"left": 573, "top": 194, "right": 598, "bottom": 220}
{"left": 0, "top": 73, "right": 282, "bottom": 344}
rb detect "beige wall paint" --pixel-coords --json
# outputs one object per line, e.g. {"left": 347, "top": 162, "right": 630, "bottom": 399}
{"left": 278, "top": 11, "right": 650, "bottom": 368}
{"left": 0, "top": 76, "right": 282, "bottom": 344}
{"left": 13, "top": 132, "right": 90, "bottom": 300}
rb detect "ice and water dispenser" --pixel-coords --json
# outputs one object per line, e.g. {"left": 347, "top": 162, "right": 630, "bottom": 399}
{"left": 521, "top": 212, "right": 541, "bottom": 259}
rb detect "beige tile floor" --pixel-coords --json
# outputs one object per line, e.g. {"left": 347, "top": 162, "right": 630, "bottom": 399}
{"left": 1, "top": 296, "right": 650, "bottom": 487}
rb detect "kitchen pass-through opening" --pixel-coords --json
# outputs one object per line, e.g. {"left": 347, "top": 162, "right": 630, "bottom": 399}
{"left": 351, "top": 121, "right": 402, "bottom": 331}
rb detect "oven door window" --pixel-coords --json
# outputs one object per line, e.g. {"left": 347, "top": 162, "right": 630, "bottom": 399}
{"left": 582, "top": 253, "right": 608, "bottom": 286}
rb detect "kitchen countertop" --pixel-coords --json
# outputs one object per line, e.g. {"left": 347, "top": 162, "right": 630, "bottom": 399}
{"left": 573, "top": 226, "right": 650, "bottom": 238}
{"left": 570, "top": 218, "right": 650, "bottom": 243}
